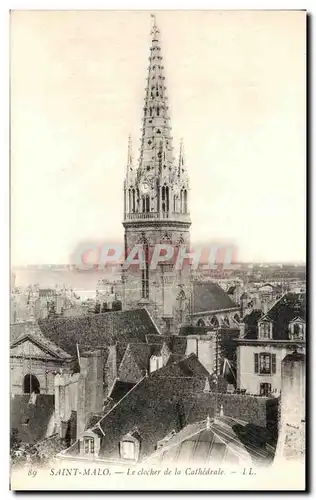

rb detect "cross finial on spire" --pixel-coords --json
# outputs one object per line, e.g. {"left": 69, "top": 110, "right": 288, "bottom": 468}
{"left": 150, "top": 13, "right": 159, "bottom": 36}
{"left": 151, "top": 13, "right": 157, "bottom": 28}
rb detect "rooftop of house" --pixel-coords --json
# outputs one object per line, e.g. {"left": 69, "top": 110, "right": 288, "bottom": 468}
{"left": 227, "top": 285, "right": 237, "bottom": 295}
{"left": 108, "top": 380, "right": 136, "bottom": 404}
{"left": 10, "top": 308, "right": 160, "bottom": 358}
{"left": 145, "top": 334, "right": 187, "bottom": 355}
{"left": 11, "top": 322, "right": 71, "bottom": 360}
{"left": 242, "top": 310, "right": 264, "bottom": 340}
{"left": 242, "top": 292, "right": 306, "bottom": 341}
{"left": 10, "top": 394, "right": 55, "bottom": 445}
{"left": 192, "top": 282, "right": 238, "bottom": 315}
{"left": 62, "top": 355, "right": 277, "bottom": 462}
{"left": 117, "top": 343, "right": 169, "bottom": 382}
{"left": 179, "top": 325, "right": 240, "bottom": 337}
{"left": 146, "top": 415, "right": 275, "bottom": 466}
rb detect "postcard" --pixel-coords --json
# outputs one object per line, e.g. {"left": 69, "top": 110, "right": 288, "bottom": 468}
{"left": 10, "top": 10, "right": 306, "bottom": 491}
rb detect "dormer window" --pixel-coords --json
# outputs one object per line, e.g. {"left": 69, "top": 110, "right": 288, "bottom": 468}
{"left": 289, "top": 318, "right": 305, "bottom": 340}
{"left": 259, "top": 320, "right": 272, "bottom": 339}
{"left": 81, "top": 430, "right": 100, "bottom": 457}
{"left": 120, "top": 431, "right": 141, "bottom": 462}
{"left": 121, "top": 440, "right": 135, "bottom": 460}
{"left": 84, "top": 437, "right": 95, "bottom": 455}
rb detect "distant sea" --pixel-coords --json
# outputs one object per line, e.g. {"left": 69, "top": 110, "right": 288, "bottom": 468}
{"left": 12, "top": 267, "right": 120, "bottom": 291}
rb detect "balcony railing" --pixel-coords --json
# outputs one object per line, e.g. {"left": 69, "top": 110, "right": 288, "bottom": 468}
{"left": 124, "top": 211, "right": 191, "bottom": 223}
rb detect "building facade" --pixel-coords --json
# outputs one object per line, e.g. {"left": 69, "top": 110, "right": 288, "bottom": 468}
{"left": 236, "top": 292, "right": 306, "bottom": 396}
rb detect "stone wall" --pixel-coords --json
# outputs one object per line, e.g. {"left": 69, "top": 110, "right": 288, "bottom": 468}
{"left": 274, "top": 351, "right": 305, "bottom": 462}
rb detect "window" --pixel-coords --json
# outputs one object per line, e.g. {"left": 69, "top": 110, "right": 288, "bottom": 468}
{"left": 23, "top": 374, "right": 40, "bottom": 394}
{"left": 290, "top": 321, "right": 305, "bottom": 340}
{"left": 142, "top": 195, "right": 150, "bottom": 213}
{"left": 84, "top": 438, "right": 95, "bottom": 455}
{"left": 121, "top": 441, "right": 135, "bottom": 460}
{"left": 260, "top": 383, "right": 272, "bottom": 396}
{"left": 259, "top": 322, "right": 272, "bottom": 339}
{"left": 183, "top": 190, "right": 188, "bottom": 213}
{"left": 234, "top": 313, "right": 240, "bottom": 324}
{"left": 210, "top": 316, "right": 219, "bottom": 327}
{"left": 223, "top": 316, "right": 230, "bottom": 327}
{"left": 254, "top": 353, "right": 276, "bottom": 375}
{"left": 142, "top": 243, "right": 149, "bottom": 299}
{"left": 120, "top": 432, "right": 140, "bottom": 461}
{"left": 260, "top": 354, "right": 271, "bottom": 373}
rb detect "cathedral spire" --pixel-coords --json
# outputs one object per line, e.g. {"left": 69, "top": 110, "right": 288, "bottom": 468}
{"left": 138, "top": 15, "right": 174, "bottom": 179}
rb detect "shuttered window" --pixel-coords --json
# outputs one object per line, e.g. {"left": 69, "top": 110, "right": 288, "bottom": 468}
{"left": 254, "top": 353, "right": 277, "bottom": 375}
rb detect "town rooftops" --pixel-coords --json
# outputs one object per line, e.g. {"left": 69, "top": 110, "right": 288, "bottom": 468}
{"left": 60, "top": 354, "right": 277, "bottom": 462}
{"left": 145, "top": 415, "right": 275, "bottom": 466}
{"left": 10, "top": 308, "right": 160, "bottom": 358}
{"left": 192, "top": 282, "right": 238, "bottom": 315}
{"left": 242, "top": 292, "right": 306, "bottom": 341}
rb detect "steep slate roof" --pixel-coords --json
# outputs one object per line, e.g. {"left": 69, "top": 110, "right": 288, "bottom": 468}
{"left": 192, "top": 282, "right": 238, "bottom": 314}
{"left": 242, "top": 310, "right": 264, "bottom": 339}
{"left": 63, "top": 354, "right": 277, "bottom": 462}
{"left": 118, "top": 343, "right": 165, "bottom": 378}
{"left": 10, "top": 322, "right": 71, "bottom": 360}
{"left": 146, "top": 416, "right": 275, "bottom": 466}
{"left": 181, "top": 392, "right": 278, "bottom": 437}
{"left": 11, "top": 321, "right": 35, "bottom": 343}
{"left": 10, "top": 394, "right": 55, "bottom": 445}
{"left": 151, "top": 354, "right": 227, "bottom": 391}
{"left": 11, "top": 309, "right": 159, "bottom": 357}
{"left": 146, "top": 334, "right": 171, "bottom": 345}
{"left": 243, "top": 293, "right": 306, "bottom": 341}
{"left": 95, "top": 384, "right": 276, "bottom": 461}
{"left": 96, "top": 376, "right": 207, "bottom": 460}
{"left": 109, "top": 380, "right": 136, "bottom": 403}
{"left": 145, "top": 334, "right": 187, "bottom": 355}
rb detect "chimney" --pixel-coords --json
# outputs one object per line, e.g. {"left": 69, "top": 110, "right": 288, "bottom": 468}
{"left": 54, "top": 373, "right": 79, "bottom": 440}
{"left": 274, "top": 350, "right": 305, "bottom": 462}
{"left": 77, "top": 350, "right": 104, "bottom": 438}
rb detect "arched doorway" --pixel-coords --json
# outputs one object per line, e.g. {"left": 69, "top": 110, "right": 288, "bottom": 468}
{"left": 23, "top": 374, "right": 40, "bottom": 394}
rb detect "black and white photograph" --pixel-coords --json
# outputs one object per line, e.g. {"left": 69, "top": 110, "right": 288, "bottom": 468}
{"left": 9, "top": 9, "right": 306, "bottom": 491}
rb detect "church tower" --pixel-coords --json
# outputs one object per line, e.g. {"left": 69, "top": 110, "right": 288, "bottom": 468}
{"left": 122, "top": 16, "right": 191, "bottom": 333}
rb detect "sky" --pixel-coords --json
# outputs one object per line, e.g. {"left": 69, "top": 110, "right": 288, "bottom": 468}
{"left": 10, "top": 10, "right": 306, "bottom": 265}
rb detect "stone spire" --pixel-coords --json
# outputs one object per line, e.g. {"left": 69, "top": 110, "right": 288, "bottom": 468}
{"left": 127, "top": 134, "right": 133, "bottom": 168}
{"left": 138, "top": 14, "right": 174, "bottom": 183}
